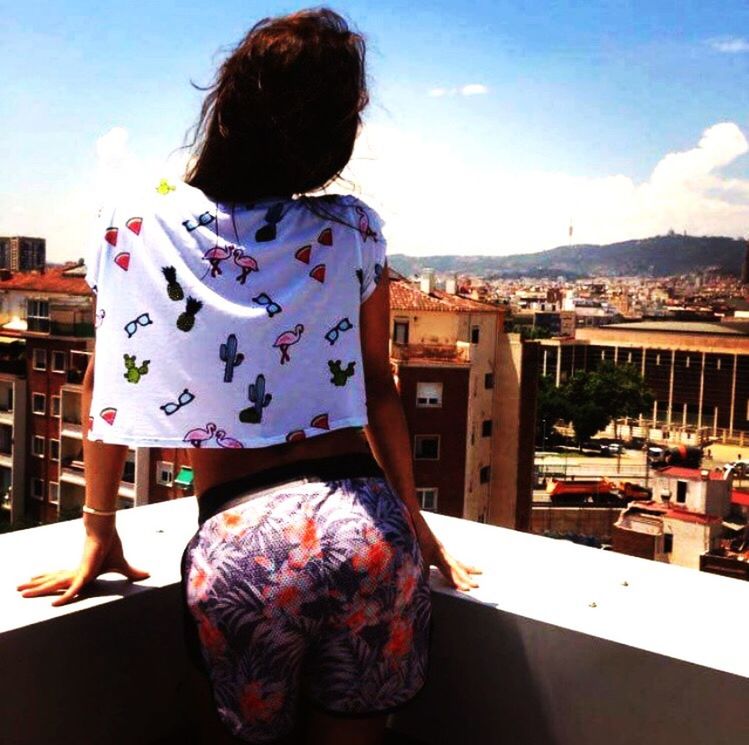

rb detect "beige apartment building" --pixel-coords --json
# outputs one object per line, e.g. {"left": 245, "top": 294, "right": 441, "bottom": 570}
{"left": 389, "top": 270, "right": 538, "bottom": 529}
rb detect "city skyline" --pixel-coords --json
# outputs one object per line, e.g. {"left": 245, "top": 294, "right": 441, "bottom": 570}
{"left": 2, "top": 1, "right": 748, "bottom": 261}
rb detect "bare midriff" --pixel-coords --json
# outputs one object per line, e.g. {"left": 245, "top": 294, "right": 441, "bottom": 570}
{"left": 188, "top": 426, "right": 372, "bottom": 499}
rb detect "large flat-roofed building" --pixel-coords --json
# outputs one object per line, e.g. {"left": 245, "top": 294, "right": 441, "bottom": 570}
{"left": 538, "top": 320, "right": 749, "bottom": 439}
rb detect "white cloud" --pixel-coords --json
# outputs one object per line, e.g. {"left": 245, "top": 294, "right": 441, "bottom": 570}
{"left": 427, "top": 83, "right": 489, "bottom": 98}
{"left": 709, "top": 37, "right": 749, "bottom": 53}
{"left": 460, "top": 83, "right": 488, "bottom": 96}
{"left": 341, "top": 121, "right": 749, "bottom": 257}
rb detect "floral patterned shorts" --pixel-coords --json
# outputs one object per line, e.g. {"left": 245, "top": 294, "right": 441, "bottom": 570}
{"left": 181, "top": 475, "right": 431, "bottom": 743}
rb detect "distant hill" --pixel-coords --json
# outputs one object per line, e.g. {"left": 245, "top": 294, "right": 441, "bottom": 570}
{"left": 389, "top": 235, "right": 748, "bottom": 279}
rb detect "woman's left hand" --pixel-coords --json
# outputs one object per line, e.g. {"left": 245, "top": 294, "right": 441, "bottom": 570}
{"left": 16, "top": 522, "right": 150, "bottom": 607}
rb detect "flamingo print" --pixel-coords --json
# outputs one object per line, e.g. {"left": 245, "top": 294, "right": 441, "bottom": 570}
{"left": 202, "top": 244, "right": 233, "bottom": 277}
{"left": 183, "top": 422, "right": 217, "bottom": 447}
{"left": 215, "top": 429, "right": 244, "bottom": 448}
{"left": 273, "top": 324, "right": 304, "bottom": 364}
{"left": 356, "top": 206, "right": 378, "bottom": 242}
{"left": 233, "top": 248, "right": 259, "bottom": 284}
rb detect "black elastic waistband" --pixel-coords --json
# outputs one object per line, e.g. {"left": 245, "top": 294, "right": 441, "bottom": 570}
{"left": 197, "top": 451, "right": 385, "bottom": 525}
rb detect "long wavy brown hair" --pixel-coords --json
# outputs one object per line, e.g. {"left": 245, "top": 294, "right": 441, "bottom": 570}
{"left": 185, "top": 8, "right": 368, "bottom": 204}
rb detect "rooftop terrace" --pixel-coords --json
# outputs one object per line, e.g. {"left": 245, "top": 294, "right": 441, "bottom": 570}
{"left": 2, "top": 500, "right": 748, "bottom": 744}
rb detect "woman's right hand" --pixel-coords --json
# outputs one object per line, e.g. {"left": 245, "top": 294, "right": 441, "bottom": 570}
{"left": 16, "top": 520, "right": 149, "bottom": 607}
{"left": 412, "top": 514, "right": 481, "bottom": 592}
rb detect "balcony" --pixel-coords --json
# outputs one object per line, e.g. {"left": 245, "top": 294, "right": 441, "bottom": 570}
{"left": 1, "top": 502, "right": 747, "bottom": 745}
{"left": 390, "top": 342, "right": 472, "bottom": 366}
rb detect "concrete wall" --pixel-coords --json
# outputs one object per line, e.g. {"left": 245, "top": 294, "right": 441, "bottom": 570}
{"left": 3, "top": 501, "right": 748, "bottom": 745}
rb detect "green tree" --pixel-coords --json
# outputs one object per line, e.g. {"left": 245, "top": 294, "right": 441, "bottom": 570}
{"left": 562, "top": 362, "right": 653, "bottom": 448}
{"left": 535, "top": 375, "right": 571, "bottom": 447}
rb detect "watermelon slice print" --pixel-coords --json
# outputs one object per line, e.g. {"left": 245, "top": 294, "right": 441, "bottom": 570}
{"left": 294, "top": 245, "right": 312, "bottom": 264}
{"left": 114, "top": 252, "right": 130, "bottom": 271}
{"left": 310, "top": 413, "right": 330, "bottom": 430}
{"left": 100, "top": 407, "right": 117, "bottom": 425}
{"left": 318, "top": 228, "right": 333, "bottom": 246}
{"left": 309, "top": 264, "right": 326, "bottom": 283}
{"left": 286, "top": 430, "right": 306, "bottom": 443}
{"left": 105, "top": 227, "right": 118, "bottom": 246}
{"left": 126, "top": 217, "right": 143, "bottom": 235}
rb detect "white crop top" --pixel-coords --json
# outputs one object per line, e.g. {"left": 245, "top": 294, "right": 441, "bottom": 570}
{"left": 85, "top": 180, "right": 386, "bottom": 449}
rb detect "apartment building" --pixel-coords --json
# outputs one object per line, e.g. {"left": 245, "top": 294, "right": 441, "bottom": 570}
{"left": 0, "top": 237, "right": 45, "bottom": 272}
{"left": 389, "top": 270, "right": 538, "bottom": 529}
{"left": 0, "top": 262, "right": 194, "bottom": 527}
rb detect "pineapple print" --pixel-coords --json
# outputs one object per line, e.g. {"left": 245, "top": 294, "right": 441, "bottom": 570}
{"left": 177, "top": 297, "right": 203, "bottom": 332}
{"left": 161, "top": 266, "right": 184, "bottom": 301}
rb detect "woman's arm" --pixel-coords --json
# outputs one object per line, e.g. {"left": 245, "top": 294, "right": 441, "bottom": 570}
{"left": 360, "top": 270, "right": 480, "bottom": 591}
{"left": 16, "top": 351, "right": 149, "bottom": 605}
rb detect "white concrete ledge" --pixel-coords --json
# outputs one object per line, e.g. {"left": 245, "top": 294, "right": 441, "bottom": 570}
{"left": 1, "top": 501, "right": 748, "bottom": 745}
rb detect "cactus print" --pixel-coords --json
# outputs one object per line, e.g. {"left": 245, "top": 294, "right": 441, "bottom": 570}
{"left": 182, "top": 476, "right": 430, "bottom": 742}
{"left": 219, "top": 334, "right": 244, "bottom": 382}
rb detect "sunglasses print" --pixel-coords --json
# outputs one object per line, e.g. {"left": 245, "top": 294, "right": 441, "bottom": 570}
{"left": 255, "top": 203, "right": 285, "bottom": 242}
{"left": 252, "top": 292, "right": 282, "bottom": 317}
{"left": 325, "top": 317, "right": 354, "bottom": 345}
{"left": 160, "top": 388, "right": 195, "bottom": 416}
{"left": 182, "top": 211, "right": 215, "bottom": 233}
{"left": 123, "top": 312, "right": 153, "bottom": 338}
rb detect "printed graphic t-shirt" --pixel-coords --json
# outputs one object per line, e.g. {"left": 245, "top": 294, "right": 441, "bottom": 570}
{"left": 85, "top": 180, "right": 387, "bottom": 449}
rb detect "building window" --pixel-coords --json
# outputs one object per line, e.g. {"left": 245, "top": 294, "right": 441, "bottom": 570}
{"left": 27, "top": 299, "right": 50, "bottom": 333}
{"left": 52, "top": 351, "right": 66, "bottom": 373}
{"left": 481, "top": 420, "right": 492, "bottom": 437}
{"left": 32, "top": 478, "right": 44, "bottom": 500}
{"left": 471, "top": 326, "right": 480, "bottom": 344}
{"left": 414, "top": 435, "right": 440, "bottom": 460}
{"left": 416, "top": 382, "right": 443, "bottom": 408}
{"left": 484, "top": 373, "right": 494, "bottom": 389}
{"left": 32, "top": 348, "right": 46, "bottom": 371}
{"left": 479, "top": 466, "right": 491, "bottom": 484}
{"left": 48, "top": 482, "right": 59, "bottom": 505}
{"left": 676, "top": 480, "right": 687, "bottom": 504}
{"left": 156, "top": 460, "right": 174, "bottom": 487}
{"left": 32, "top": 393, "right": 46, "bottom": 415}
{"left": 50, "top": 439, "right": 60, "bottom": 461}
{"left": 663, "top": 533, "right": 673, "bottom": 554}
{"left": 393, "top": 320, "right": 409, "bottom": 345}
{"left": 417, "top": 488, "right": 438, "bottom": 512}
{"left": 33, "top": 436, "right": 45, "bottom": 458}
{"left": 51, "top": 395, "right": 61, "bottom": 417}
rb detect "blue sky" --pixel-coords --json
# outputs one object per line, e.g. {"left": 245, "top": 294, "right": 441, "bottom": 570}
{"left": 1, "top": 1, "right": 748, "bottom": 260}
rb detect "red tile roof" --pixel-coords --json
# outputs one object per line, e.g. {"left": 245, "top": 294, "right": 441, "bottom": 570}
{"left": 0, "top": 264, "right": 92, "bottom": 296}
{"left": 389, "top": 272, "right": 499, "bottom": 313}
